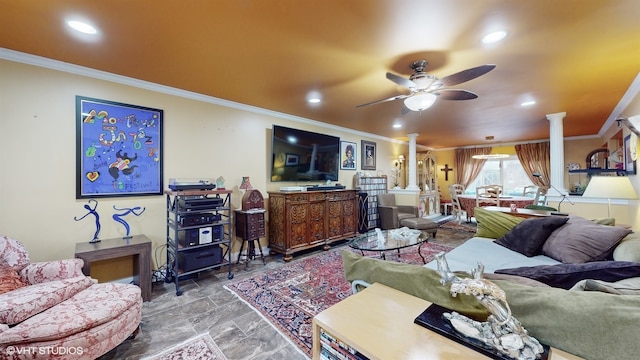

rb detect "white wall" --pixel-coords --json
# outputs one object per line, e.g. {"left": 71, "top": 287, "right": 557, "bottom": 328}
{"left": 0, "top": 58, "right": 407, "bottom": 264}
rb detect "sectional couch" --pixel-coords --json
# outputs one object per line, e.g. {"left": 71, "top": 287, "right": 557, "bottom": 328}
{"left": 423, "top": 208, "right": 640, "bottom": 291}
{"left": 342, "top": 207, "right": 640, "bottom": 360}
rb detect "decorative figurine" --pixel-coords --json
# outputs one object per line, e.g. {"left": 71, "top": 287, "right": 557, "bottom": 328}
{"left": 216, "top": 176, "right": 225, "bottom": 190}
{"left": 435, "top": 252, "right": 544, "bottom": 360}
{"left": 74, "top": 199, "right": 101, "bottom": 243}
{"left": 112, "top": 205, "right": 146, "bottom": 239}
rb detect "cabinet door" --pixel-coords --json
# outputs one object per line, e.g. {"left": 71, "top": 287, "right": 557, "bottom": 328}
{"left": 341, "top": 196, "right": 357, "bottom": 235}
{"left": 326, "top": 199, "right": 343, "bottom": 239}
{"left": 327, "top": 192, "right": 357, "bottom": 239}
{"left": 268, "top": 195, "right": 286, "bottom": 249}
{"left": 287, "top": 202, "right": 308, "bottom": 247}
{"left": 308, "top": 201, "right": 325, "bottom": 244}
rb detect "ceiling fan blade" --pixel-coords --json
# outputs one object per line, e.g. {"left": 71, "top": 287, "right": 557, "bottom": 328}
{"left": 355, "top": 94, "right": 408, "bottom": 108}
{"left": 435, "top": 89, "right": 478, "bottom": 100}
{"left": 439, "top": 64, "right": 496, "bottom": 87}
{"left": 386, "top": 72, "right": 416, "bottom": 88}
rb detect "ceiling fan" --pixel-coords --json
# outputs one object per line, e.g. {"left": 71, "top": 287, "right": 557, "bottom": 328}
{"left": 356, "top": 60, "right": 496, "bottom": 112}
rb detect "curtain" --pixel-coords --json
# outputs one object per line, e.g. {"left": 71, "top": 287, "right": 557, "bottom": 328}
{"left": 454, "top": 147, "right": 492, "bottom": 189}
{"left": 515, "top": 142, "right": 550, "bottom": 187}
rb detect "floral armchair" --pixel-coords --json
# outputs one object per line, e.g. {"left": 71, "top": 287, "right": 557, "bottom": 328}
{"left": 0, "top": 235, "right": 142, "bottom": 359}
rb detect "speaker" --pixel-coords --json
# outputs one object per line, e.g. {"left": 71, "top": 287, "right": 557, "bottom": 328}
{"left": 178, "top": 245, "right": 223, "bottom": 272}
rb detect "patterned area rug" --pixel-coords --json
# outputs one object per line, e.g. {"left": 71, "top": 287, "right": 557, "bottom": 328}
{"left": 224, "top": 242, "right": 454, "bottom": 357}
{"left": 141, "top": 333, "right": 227, "bottom": 360}
{"left": 440, "top": 220, "right": 478, "bottom": 233}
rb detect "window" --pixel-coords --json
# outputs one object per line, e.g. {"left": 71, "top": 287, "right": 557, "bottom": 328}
{"left": 465, "top": 156, "right": 534, "bottom": 196}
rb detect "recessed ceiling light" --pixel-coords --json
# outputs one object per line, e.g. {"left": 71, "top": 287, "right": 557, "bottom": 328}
{"left": 306, "top": 91, "right": 322, "bottom": 104}
{"left": 482, "top": 30, "right": 507, "bottom": 44}
{"left": 67, "top": 20, "right": 98, "bottom": 35}
{"left": 393, "top": 123, "right": 402, "bottom": 129}
{"left": 521, "top": 100, "right": 536, "bottom": 107}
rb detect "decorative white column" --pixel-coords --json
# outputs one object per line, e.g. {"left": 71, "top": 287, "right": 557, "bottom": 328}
{"left": 407, "top": 133, "right": 420, "bottom": 190}
{"left": 546, "top": 112, "right": 567, "bottom": 194}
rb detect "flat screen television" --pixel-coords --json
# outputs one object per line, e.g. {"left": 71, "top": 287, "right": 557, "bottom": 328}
{"left": 271, "top": 125, "right": 340, "bottom": 182}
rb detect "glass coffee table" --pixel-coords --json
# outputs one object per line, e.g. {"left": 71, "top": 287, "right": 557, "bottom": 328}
{"left": 348, "top": 229, "right": 430, "bottom": 263}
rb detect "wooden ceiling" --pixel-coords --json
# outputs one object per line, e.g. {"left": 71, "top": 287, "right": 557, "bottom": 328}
{"left": 1, "top": 0, "right": 639, "bottom": 148}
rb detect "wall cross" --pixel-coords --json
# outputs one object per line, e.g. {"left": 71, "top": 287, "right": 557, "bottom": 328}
{"left": 440, "top": 164, "right": 453, "bottom": 181}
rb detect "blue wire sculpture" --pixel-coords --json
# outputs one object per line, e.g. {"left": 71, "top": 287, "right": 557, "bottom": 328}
{"left": 112, "top": 205, "right": 146, "bottom": 239}
{"left": 74, "top": 199, "right": 101, "bottom": 243}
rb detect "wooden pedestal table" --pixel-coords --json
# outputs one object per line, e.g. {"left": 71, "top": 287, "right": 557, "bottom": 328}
{"left": 74, "top": 234, "right": 152, "bottom": 302}
{"left": 235, "top": 209, "right": 267, "bottom": 268}
{"left": 312, "top": 283, "right": 583, "bottom": 360}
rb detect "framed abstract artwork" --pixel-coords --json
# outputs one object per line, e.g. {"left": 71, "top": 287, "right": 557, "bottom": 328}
{"left": 361, "top": 140, "right": 376, "bottom": 170}
{"left": 76, "top": 96, "right": 163, "bottom": 198}
{"left": 340, "top": 141, "right": 357, "bottom": 170}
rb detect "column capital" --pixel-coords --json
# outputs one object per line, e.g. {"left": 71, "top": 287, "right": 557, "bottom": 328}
{"left": 546, "top": 112, "right": 566, "bottom": 121}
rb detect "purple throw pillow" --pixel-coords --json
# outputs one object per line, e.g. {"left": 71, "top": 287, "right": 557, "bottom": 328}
{"left": 494, "top": 216, "right": 569, "bottom": 257}
{"left": 495, "top": 261, "right": 640, "bottom": 289}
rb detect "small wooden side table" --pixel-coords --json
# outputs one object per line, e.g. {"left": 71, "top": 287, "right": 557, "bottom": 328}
{"left": 235, "top": 209, "right": 266, "bottom": 267}
{"left": 74, "top": 234, "right": 152, "bottom": 302}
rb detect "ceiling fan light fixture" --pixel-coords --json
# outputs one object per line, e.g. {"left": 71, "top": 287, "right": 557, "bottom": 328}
{"left": 404, "top": 93, "right": 437, "bottom": 111}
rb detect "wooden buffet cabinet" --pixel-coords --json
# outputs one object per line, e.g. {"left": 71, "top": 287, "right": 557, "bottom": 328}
{"left": 268, "top": 189, "right": 358, "bottom": 261}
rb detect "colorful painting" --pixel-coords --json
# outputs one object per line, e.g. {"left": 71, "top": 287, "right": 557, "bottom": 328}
{"left": 340, "top": 141, "right": 357, "bottom": 170}
{"left": 76, "top": 96, "right": 163, "bottom": 198}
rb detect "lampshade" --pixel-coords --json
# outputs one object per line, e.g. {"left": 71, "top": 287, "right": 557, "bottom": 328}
{"left": 239, "top": 176, "right": 253, "bottom": 190}
{"left": 582, "top": 176, "right": 638, "bottom": 217}
{"left": 404, "top": 93, "right": 437, "bottom": 111}
{"left": 582, "top": 176, "right": 638, "bottom": 199}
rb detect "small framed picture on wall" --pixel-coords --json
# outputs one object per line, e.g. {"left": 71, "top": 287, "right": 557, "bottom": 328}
{"left": 361, "top": 140, "right": 376, "bottom": 170}
{"left": 340, "top": 141, "right": 357, "bottom": 170}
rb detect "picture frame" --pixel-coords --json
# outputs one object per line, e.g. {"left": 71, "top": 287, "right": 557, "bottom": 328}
{"left": 340, "top": 141, "right": 357, "bottom": 170}
{"left": 76, "top": 96, "right": 163, "bottom": 198}
{"left": 285, "top": 153, "right": 299, "bottom": 167}
{"left": 361, "top": 140, "right": 377, "bottom": 170}
{"left": 623, "top": 134, "right": 636, "bottom": 175}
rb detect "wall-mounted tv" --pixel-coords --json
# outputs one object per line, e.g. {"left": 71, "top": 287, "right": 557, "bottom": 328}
{"left": 271, "top": 125, "right": 340, "bottom": 182}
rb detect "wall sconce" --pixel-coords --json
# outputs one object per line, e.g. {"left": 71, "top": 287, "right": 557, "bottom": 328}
{"left": 395, "top": 155, "right": 405, "bottom": 170}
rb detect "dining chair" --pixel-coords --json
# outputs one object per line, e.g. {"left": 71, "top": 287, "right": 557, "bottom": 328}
{"left": 522, "top": 185, "right": 541, "bottom": 204}
{"left": 448, "top": 184, "right": 466, "bottom": 223}
{"left": 537, "top": 186, "right": 549, "bottom": 205}
{"left": 476, "top": 184, "right": 503, "bottom": 207}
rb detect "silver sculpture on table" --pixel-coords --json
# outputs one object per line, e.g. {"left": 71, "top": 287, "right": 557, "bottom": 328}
{"left": 435, "top": 252, "right": 544, "bottom": 360}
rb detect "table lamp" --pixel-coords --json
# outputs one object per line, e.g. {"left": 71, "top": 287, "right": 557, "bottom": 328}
{"left": 582, "top": 176, "right": 638, "bottom": 218}
{"left": 239, "top": 176, "right": 253, "bottom": 190}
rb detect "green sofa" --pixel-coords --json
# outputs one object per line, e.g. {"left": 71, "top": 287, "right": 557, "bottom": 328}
{"left": 341, "top": 208, "right": 640, "bottom": 360}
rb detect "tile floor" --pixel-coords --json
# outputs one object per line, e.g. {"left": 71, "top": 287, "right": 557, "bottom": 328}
{"left": 99, "top": 225, "right": 471, "bottom": 360}
{"left": 99, "top": 244, "right": 333, "bottom": 360}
